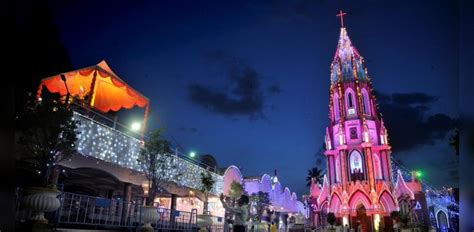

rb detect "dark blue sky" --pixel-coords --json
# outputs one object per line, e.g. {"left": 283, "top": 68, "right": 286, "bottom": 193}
{"left": 49, "top": 0, "right": 458, "bottom": 196}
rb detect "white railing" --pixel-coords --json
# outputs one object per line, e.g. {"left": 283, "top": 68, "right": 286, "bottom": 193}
{"left": 16, "top": 190, "right": 200, "bottom": 230}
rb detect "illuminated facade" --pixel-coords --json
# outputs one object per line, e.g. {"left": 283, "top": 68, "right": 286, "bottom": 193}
{"left": 223, "top": 166, "right": 306, "bottom": 215}
{"left": 307, "top": 25, "right": 434, "bottom": 231}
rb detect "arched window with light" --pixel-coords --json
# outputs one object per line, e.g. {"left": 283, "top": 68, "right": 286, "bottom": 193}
{"left": 349, "top": 150, "right": 364, "bottom": 181}
{"left": 345, "top": 89, "right": 356, "bottom": 116}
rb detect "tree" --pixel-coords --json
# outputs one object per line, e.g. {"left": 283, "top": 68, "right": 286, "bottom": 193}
{"left": 229, "top": 180, "right": 245, "bottom": 206}
{"left": 200, "top": 171, "right": 216, "bottom": 214}
{"left": 327, "top": 212, "right": 336, "bottom": 228}
{"left": 16, "top": 94, "right": 78, "bottom": 188}
{"left": 138, "top": 129, "right": 173, "bottom": 206}
{"left": 250, "top": 191, "right": 271, "bottom": 222}
{"left": 306, "top": 167, "right": 324, "bottom": 187}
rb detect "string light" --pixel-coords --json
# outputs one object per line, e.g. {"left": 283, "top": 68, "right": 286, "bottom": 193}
{"left": 73, "top": 112, "right": 224, "bottom": 194}
{"left": 391, "top": 158, "right": 459, "bottom": 219}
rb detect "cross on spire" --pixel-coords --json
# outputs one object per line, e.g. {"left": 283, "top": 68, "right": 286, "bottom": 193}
{"left": 336, "top": 10, "right": 347, "bottom": 28}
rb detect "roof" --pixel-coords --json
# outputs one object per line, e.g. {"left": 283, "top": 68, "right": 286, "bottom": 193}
{"left": 38, "top": 60, "right": 149, "bottom": 113}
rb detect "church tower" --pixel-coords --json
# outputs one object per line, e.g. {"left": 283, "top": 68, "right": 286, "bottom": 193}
{"left": 322, "top": 11, "right": 397, "bottom": 229}
{"left": 307, "top": 11, "right": 440, "bottom": 231}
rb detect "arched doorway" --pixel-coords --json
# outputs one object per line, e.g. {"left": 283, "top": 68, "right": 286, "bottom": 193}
{"left": 437, "top": 210, "right": 449, "bottom": 232}
{"left": 353, "top": 205, "right": 372, "bottom": 232}
{"left": 320, "top": 202, "right": 329, "bottom": 228}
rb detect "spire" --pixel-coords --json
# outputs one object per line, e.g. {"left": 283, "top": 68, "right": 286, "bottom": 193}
{"left": 330, "top": 23, "right": 367, "bottom": 84}
{"left": 333, "top": 27, "right": 361, "bottom": 63}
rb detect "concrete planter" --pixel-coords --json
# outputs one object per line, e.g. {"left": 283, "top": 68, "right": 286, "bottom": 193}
{"left": 197, "top": 214, "right": 213, "bottom": 227}
{"left": 140, "top": 205, "right": 159, "bottom": 231}
{"left": 21, "top": 187, "right": 61, "bottom": 223}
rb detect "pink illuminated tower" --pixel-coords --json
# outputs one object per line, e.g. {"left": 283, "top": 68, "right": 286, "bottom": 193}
{"left": 308, "top": 11, "right": 405, "bottom": 231}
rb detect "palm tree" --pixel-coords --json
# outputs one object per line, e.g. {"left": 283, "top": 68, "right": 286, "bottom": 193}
{"left": 306, "top": 167, "right": 323, "bottom": 187}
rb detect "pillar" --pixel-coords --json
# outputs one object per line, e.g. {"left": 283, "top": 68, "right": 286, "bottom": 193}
{"left": 170, "top": 194, "right": 178, "bottom": 223}
{"left": 339, "top": 149, "right": 348, "bottom": 191}
{"left": 386, "top": 151, "right": 393, "bottom": 183}
{"left": 363, "top": 144, "right": 375, "bottom": 190}
{"left": 171, "top": 194, "right": 177, "bottom": 210}
{"left": 121, "top": 183, "right": 132, "bottom": 223}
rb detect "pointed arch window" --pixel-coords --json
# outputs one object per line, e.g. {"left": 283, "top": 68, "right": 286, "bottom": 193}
{"left": 348, "top": 93, "right": 353, "bottom": 108}
{"left": 362, "top": 89, "right": 371, "bottom": 115}
{"left": 349, "top": 150, "right": 364, "bottom": 181}
{"left": 373, "top": 153, "right": 383, "bottom": 180}
{"left": 345, "top": 89, "right": 356, "bottom": 115}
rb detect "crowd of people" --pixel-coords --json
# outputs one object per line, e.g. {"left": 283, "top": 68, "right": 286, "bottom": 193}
{"left": 218, "top": 193, "right": 307, "bottom": 232}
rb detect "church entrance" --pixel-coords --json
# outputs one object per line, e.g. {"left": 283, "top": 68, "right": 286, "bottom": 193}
{"left": 351, "top": 205, "right": 372, "bottom": 232}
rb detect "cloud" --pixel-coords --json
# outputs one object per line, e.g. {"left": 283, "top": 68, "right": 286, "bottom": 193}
{"left": 374, "top": 91, "right": 456, "bottom": 153}
{"left": 188, "top": 50, "right": 280, "bottom": 120}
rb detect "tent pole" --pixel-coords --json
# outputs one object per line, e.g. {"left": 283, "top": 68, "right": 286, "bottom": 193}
{"left": 60, "top": 74, "right": 70, "bottom": 105}
{"left": 89, "top": 70, "right": 98, "bottom": 107}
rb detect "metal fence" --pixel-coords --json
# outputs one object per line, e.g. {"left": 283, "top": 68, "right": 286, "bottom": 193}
{"left": 57, "top": 192, "right": 141, "bottom": 227}
{"left": 16, "top": 190, "right": 200, "bottom": 231}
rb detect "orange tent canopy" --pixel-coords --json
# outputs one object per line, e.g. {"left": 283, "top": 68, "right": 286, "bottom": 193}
{"left": 37, "top": 60, "right": 149, "bottom": 113}
{"left": 37, "top": 60, "right": 150, "bottom": 135}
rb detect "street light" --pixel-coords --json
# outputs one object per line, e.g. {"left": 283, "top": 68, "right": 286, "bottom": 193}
{"left": 415, "top": 170, "right": 423, "bottom": 178}
{"left": 131, "top": 122, "right": 141, "bottom": 132}
{"left": 189, "top": 151, "right": 196, "bottom": 158}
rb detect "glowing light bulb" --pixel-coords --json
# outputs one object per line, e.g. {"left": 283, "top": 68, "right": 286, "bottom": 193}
{"left": 131, "top": 122, "right": 141, "bottom": 132}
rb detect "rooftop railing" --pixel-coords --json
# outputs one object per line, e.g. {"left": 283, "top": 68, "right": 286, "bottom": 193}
{"left": 72, "top": 110, "right": 224, "bottom": 194}
{"left": 72, "top": 103, "right": 219, "bottom": 172}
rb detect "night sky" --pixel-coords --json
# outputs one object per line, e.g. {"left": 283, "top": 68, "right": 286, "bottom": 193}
{"left": 48, "top": 0, "right": 458, "bottom": 196}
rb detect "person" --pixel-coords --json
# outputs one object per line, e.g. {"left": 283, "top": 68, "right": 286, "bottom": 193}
{"left": 335, "top": 222, "right": 343, "bottom": 232}
{"left": 270, "top": 221, "right": 277, "bottom": 232}
{"left": 343, "top": 224, "right": 349, "bottom": 232}
{"left": 220, "top": 193, "right": 249, "bottom": 232}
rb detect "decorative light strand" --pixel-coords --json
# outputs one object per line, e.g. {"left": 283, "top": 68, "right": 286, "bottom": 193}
{"left": 73, "top": 112, "right": 223, "bottom": 194}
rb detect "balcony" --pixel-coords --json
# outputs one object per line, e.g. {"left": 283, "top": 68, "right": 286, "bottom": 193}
{"left": 72, "top": 110, "right": 223, "bottom": 194}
